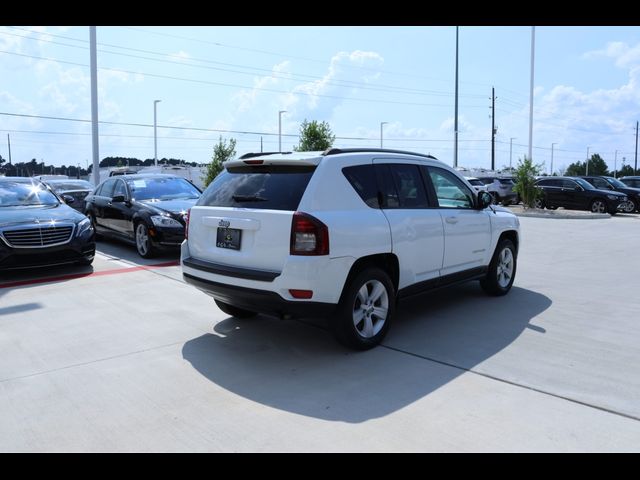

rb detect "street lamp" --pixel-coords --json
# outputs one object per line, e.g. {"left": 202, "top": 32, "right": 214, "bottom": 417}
{"left": 585, "top": 146, "right": 591, "bottom": 175}
{"left": 154, "top": 100, "right": 161, "bottom": 166}
{"left": 380, "top": 122, "right": 388, "bottom": 148}
{"left": 614, "top": 150, "right": 618, "bottom": 178}
{"left": 278, "top": 110, "right": 287, "bottom": 152}
{"left": 550, "top": 143, "right": 557, "bottom": 175}
{"left": 509, "top": 137, "right": 516, "bottom": 171}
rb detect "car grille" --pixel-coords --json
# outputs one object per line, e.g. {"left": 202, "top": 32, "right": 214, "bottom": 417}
{"left": 1, "top": 225, "right": 74, "bottom": 248}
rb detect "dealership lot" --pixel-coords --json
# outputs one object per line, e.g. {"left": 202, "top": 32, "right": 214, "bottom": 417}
{"left": 1, "top": 216, "right": 639, "bottom": 452}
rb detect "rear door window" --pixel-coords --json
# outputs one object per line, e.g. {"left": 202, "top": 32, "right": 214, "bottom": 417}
{"left": 198, "top": 165, "right": 315, "bottom": 210}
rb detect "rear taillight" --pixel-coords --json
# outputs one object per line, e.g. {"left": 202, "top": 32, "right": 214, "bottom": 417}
{"left": 184, "top": 208, "right": 190, "bottom": 240}
{"left": 290, "top": 212, "right": 329, "bottom": 256}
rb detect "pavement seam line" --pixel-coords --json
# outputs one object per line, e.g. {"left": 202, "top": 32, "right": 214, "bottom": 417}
{"left": 0, "top": 340, "right": 189, "bottom": 384}
{"left": 381, "top": 344, "right": 640, "bottom": 423}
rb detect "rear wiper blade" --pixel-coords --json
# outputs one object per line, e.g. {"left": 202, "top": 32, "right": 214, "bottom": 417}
{"left": 232, "top": 194, "right": 268, "bottom": 202}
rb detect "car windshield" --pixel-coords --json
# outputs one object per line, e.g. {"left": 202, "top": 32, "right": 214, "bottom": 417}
{"left": 48, "top": 180, "right": 93, "bottom": 191}
{"left": 605, "top": 177, "right": 627, "bottom": 189}
{"left": 574, "top": 178, "right": 595, "bottom": 190}
{"left": 0, "top": 180, "right": 60, "bottom": 207}
{"left": 125, "top": 177, "right": 200, "bottom": 201}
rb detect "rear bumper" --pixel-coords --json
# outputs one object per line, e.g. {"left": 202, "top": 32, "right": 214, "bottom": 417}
{"left": 183, "top": 273, "right": 336, "bottom": 319}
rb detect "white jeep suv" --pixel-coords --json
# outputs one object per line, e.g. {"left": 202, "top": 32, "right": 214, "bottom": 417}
{"left": 181, "top": 148, "right": 520, "bottom": 350}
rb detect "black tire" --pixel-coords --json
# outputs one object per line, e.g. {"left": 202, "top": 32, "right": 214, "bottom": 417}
{"left": 331, "top": 267, "right": 396, "bottom": 350}
{"left": 534, "top": 198, "right": 545, "bottom": 209}
{"left": 214, "top": 299, "right": 258, "bottom": 319}
{"left": 624, "top": 198, "right": 637, "bottom": 213}
{"left": 135, "top": 221, "right": 155, "bottom": 258}
{"left": 590, "top": 198, "right": 608, "bottom": 214}
{"left": 480, "top": 239, "right": 517, "bottom": 296}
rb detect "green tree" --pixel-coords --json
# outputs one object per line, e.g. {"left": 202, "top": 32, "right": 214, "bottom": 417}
{"left": 565, "top": 154, "right": 609, "bottom": 176}
{"left": 586, "top": 153, "right": 609, "bottom": 175}
{"left": 512, "top": 156, "right": 544, "bottom": 209}
{"left": 294, "top": 119, "right": 335, "bottom": 151}
{"left": 203, "top": 136, "right": 236, "bottom": 187}
{"left": 616, "top": 164, "right": 635, "bottom": 178}
{"left": 564, "top": 160, "right": 585, "bottom": 176}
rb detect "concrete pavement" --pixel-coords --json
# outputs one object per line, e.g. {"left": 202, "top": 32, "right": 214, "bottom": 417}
{"left": 0, "top": 217, "right": 639, "bottom": 451}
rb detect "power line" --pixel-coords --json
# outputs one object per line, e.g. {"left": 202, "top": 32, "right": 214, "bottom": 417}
{"left": 0, "top": 28, "right": 486, "bottom": 100}
{"left": 0, "top": 49, "right": 491, "bottom": 109}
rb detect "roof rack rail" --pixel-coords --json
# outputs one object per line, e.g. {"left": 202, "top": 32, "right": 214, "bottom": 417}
{"left": 239, "top": 151, "right": 292, "bottom": 160}
{"left": 322, "top": 147, "right": 437, "bottom": 160}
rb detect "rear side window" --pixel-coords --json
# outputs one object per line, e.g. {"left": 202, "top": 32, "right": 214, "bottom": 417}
{"left": 498, "top": 178, "right": 514, "bottom": 185}
{"left": 342, "top": 165, "right": 379, "bottom": 208}
{"left": 198, "top": 165, "right": 315, "bottom": 210}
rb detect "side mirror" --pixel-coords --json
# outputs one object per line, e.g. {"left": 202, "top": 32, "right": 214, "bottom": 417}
{"left": 111, "top": 195, "right": 126, "bottom": 203}
{"left": 477, "top": 191, "right": 493, "bottom": 209}
{"left": 63, "top": 195, "right": 75, "bottom": 204}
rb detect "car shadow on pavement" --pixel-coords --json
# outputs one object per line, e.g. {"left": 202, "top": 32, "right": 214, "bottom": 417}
{"left": 182, "top": 284, "right": 551, "bottom": 423}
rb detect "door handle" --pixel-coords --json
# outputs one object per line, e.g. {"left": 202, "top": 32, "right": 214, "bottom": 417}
{"left": 445, "top": 216, "right": 459, "bottom": 224}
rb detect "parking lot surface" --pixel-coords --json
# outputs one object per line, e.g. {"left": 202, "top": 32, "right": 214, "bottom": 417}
{"left": 1, "top": 217, "right": 639, "bottom": 452}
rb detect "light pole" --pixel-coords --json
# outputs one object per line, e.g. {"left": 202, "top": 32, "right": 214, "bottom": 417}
{"left": 528, "top": 26, "right": 536, "bottom": 161}
{"left": 509, "top": 137, "right": 516, "bottom": 171}
{"left": 278, "top": 110, "right": 287, "bottom": 152}
{"left": 585, "top": 146, "right": 591, "bottom": 175}
{"left": 154, "top": 100, "right": 161, "bottom": 166}
{"left": 454, "top": 26, "right": 459, "bottom": 168}
{"left": 380, "top": 122, "right": 388, "bottom": 148}
{"left": 550, "top": 143, "right": 557, "bottom": 175}
{"left": 614, "top": 150, "right": 618, "bottom": 178}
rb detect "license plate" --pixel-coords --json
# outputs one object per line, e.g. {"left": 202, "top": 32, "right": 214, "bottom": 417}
{"left": 216, "top": 227, "right": 241, "bottom": 250}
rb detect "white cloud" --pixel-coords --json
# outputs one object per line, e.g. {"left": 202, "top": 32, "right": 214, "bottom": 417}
{"left": 584, "top": 41, "right": 640, "bottom": 69}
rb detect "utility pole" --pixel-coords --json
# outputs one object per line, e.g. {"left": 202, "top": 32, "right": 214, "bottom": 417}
{"left": 614, "top": 150, "right": 618, "bottom": 178}
{"left": 509, "top": 137, "right": 516, "bottom": 171}
{"left": 490, "top": 87, "right": 496, "bottom": 170}
{"left": 260, "top": 136, "right": 263, "bottom": 153}
{"left": 6, "top": 134, "right": 11, "bottom": 164}
{"left": 551, "top": 143, "right": 557, "bottom": 175}
{"left": 635, "top": 121, "right": 638, "bottom": 174}
{"left": 585, "top": 146, "right": 591, "bottom": 175}
{"left": 528, "top": 26, "right": 536, "bottom": 161}
{"left": 90, "top": 26, "right": 100, "bottom": 186}
{"left": 453, "top": 26, "right": 459, "bottom": 168}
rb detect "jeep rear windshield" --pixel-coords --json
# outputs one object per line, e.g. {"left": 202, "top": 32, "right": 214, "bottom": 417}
{"left": 197, "top": 165, "right": 316, "bottom": 210}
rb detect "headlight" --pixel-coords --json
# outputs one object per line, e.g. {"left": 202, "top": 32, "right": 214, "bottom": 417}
{"left": 76, "top": 217, "right": 92, "bottom": 236}
{"left": 606, "top": 195, "right": 620, "bottom": 200}
{"left": 150, "top": 215, "right": 182, "bottom": 228}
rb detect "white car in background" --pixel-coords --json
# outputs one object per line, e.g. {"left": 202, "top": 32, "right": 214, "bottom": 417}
{"left": 465, "top": 176, "right": 489, "bottom": 193}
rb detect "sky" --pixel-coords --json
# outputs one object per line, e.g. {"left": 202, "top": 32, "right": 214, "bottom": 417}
{"left": 1, "top": 25, "right": 640, "bottom": 174}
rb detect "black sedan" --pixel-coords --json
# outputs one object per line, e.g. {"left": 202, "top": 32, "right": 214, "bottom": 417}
{"left": 84, "top": 174, "right": 201, "bottom": 258}
{"left": 44, "top": 179, "right": 94, "bottom": 213}
{"left": 534, "top": 176, "right": 627, "bottom": 214}
{"left": 0, "top": 177, "right": 95, "bottom": 271}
